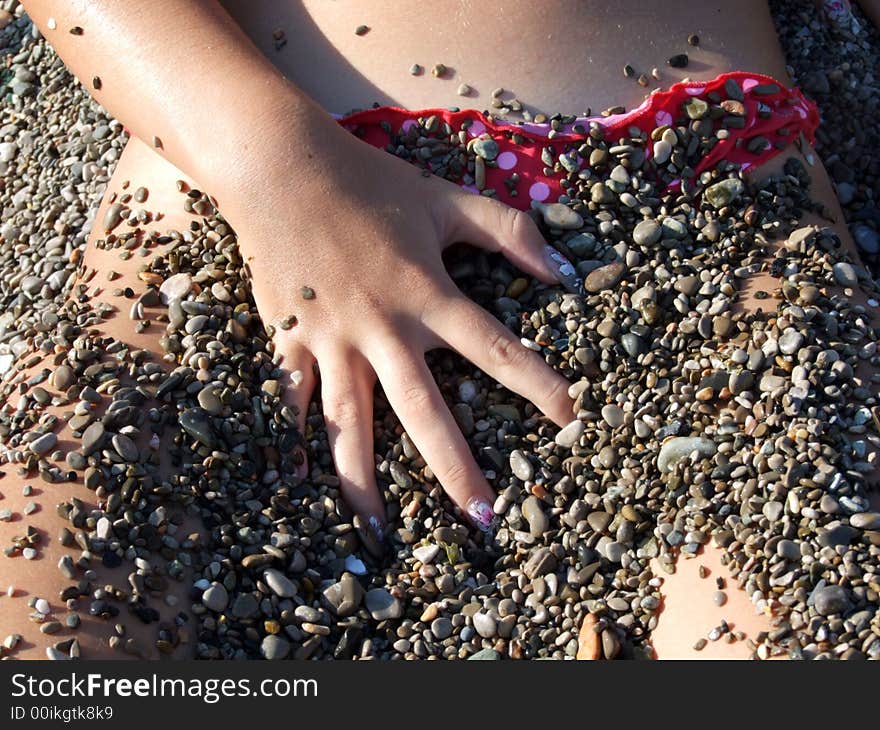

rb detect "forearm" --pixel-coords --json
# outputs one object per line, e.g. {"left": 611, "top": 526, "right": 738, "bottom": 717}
{"left": 20, "top": 0, "right": 345, "bottom": 217}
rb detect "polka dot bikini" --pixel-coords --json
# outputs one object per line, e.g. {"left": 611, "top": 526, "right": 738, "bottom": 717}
{"left": 336, "top": 72, "right": 819, "bottom": 211}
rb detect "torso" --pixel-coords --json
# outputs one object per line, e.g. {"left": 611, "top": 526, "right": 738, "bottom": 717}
{"left": 222, "top": 0, "right": 791, "bottom": 116}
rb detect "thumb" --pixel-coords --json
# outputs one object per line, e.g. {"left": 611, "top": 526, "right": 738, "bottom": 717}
{"left": 444, "top": 191, "right": 582, "bottom": 293}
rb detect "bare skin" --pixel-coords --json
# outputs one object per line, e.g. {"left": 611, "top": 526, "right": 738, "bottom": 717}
{"left": 2, "top": 0, "right": 876, "bottom": 659}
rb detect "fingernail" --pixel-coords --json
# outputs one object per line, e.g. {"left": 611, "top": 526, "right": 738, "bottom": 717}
{"left": 368, "top": 515, "right": 386, "bottom": 543}
{"left": 542, "top": 245, "right": 583, "bottom": 294}
{"left": 293, "top": 447, "right": 308, "bottom": 480}
{"left": 466, "top": 497, "right": 496, "bottom": 533}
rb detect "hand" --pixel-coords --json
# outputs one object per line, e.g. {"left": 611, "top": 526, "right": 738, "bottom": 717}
{"left": 236, "top": 124, "right": 575, "bottom": 538}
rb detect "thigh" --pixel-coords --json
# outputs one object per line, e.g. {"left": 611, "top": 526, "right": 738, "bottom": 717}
{"left": 0, "top": 137, "right": 203, "bottom": 660}
{"left": 649, "top": 141, "right": 880, "bottom": 659}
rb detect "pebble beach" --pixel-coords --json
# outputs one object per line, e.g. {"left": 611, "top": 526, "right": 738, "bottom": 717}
{"left": 1, "top": 0, "right": 880, "bottom": 661}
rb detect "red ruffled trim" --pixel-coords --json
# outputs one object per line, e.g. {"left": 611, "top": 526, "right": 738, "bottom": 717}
{"left": 337, "top": 71, "right": 820, "bottom": 210}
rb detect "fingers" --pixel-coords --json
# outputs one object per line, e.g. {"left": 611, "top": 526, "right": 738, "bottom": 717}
{"left": 275, "top": 337, "right": 317, "bottom": 479}
{"left": 427, "top": 294, "right": 575, "bottom": 427}
{"left": 372, "top": 352, "right": 497, "bottom": 532}
{"left": 445, "top": 192, "right": 581, "bottom": 292}
{"left": 319, "top": 350, "right": 386, "bottom": 534}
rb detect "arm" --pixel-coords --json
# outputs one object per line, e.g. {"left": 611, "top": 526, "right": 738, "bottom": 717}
{"left": 20, "top": 0, "right": 336, "bottom": 216}
{"left": 23, "top": 0, "right": 576, "bottom": 536}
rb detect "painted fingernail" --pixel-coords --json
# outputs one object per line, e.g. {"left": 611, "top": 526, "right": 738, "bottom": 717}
{"left": 368, "top": 515, "right": 386, "bottom": 543}
{"left": 542, "top": 245, "right": 583, "bottom": 294}
{"left": 466, "top": 497, "right": 496, "bottom": 532}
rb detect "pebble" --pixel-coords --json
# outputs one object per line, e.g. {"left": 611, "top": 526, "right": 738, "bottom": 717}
{"left": 472, "top": 612, "right": 497, "bottom": 638}
{"left": 364, "top": 588, "right": 403, "bottom": 621}
{"left": 852, "top": 224, "right": 879, "bottom": 255}
{"left": 202, "top": 583, "right": 229, "bottom": 612}
{"left": 536, "top": 202, "right": 583, "bottom": 229}
{"left": 778, "top": 331, "right": 804, "bottom": 355}
{"left": 178, "top": 408, "right": 214, "bottom": 448}
{"left": 28, "top": 432, "right": 57, "bottom": 456}
{"left": 555, "top": 419, "right": 584, "bottom": 447}
{"left": 598, "top": 445, "right": 618, "bottom": 468}
{"left": 584, "top": 262, "right": 625, "bottom": 293}
{"left": 468, "top": 648, "right": 501, "bottom": 660}
{"left": 601, "top": 404, "right": 625, "bottom": 428}
{"left": 705, "top": 178, "right": 744, "bottom": 208}
{"left": 521, "top": 495, "right": 549, "bottom": 537}
{"left": 231, "top": 593, "right": 259, "bottom": 619}
{"left": 2, "top": 19, "right": 874, "bottom": 663}
{"left": 322, "top": 574, "right": 363, "bottom": 618}
{"left": 159, "top": 273, "right": 192, "bottom": 303}
{"left": 633, "top": 219, "right": 661, "bottom": 246}
{"left": 263, "top": 569, "right": 297, "bottom": 598}
{"left": 657, "top": 437, "right": 716, "bottom": 472}
{"left": 776, "top": 539, "right": 800, "bottom": 561}
{"left": 52, "top": 365, "right": 74, "bottom": 391}
{"left": 604, "top": 542, "right": 625, "bottom": 563}
{"left": 851, "top": 512, "right": 880, "bottom": 530}
{"left": 197, "top": 386, "right": 222, "bottom": 415}
{"left": 57, "top": 555, "right": 75, "bottom": 580}
{"left": 112, "top": 433, "right": 138, "bottom": 461}
{"left": 81, "top": 422, "right": 106, "bottom": 455}
{"left": 0, "top": 142, "right": 17, "bottom": 163}
{"left": 261, "top": 634, "right": 290, "bottom": 660}
{"left": 652, "top": 140, "right": 672, "bottom": 166}
{"left": 509, "top": 449, "right": 533, "bottom": 481}
{"left": 413, "top": 544, "right": 440, "bottom": 564}
{"left": 622, "top": 330, "right": 646, "bottom": 355}
{"left": 832, "top": 262, "right": 858, "bottom": 287}
{"left": 601, "top": 629, "right": 621, "bottom": 659}
{"left": 431, "top": 617, "right": 453, "bottom": 640}
{"left": 812, "top": 585, "right": 851, "bottom": 617}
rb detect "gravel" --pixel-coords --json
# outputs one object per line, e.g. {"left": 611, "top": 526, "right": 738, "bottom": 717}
{"left": 1, "top": 0, "right": 879, "bottom": 665}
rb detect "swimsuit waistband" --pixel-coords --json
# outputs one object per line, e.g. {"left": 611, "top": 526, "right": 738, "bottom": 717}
{"left": 333, "top": 71, "right": 820, "bottom": 210}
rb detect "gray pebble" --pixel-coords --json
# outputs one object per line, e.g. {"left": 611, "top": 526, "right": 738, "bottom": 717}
{"left": 202, "top": 583, "right": 229, "bottom": 612}
{"left": 431, "top": 617, "right": 453, "bottom": 640}
{"left": 263, "top": 568, "right": 297, "bottom": 598}
{"left": 601, "top": 404, "right": 624, "bottom": 428}
{"left": 364, "top": 588, "right": 402, "bottom": 621}
{"left": 261, "top": 634, "right": 290, "bottom": 660}
{"left": 28, "top": 432, "right": 57, "bottom": 456}
{"left": 832, "top": 262, "right": 858, "bottom": 287}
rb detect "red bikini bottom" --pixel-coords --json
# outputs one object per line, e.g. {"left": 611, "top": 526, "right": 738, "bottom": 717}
{"left": 335, "top": 71, "right": 819, "bottom": 210}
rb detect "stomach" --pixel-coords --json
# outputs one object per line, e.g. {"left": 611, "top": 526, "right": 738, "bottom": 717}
{"left": 221, "top": 0, "right": 790, "bottom": 116}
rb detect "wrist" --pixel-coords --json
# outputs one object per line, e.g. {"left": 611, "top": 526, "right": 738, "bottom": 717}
{"left": 203, "top": 84, "right": 352, "bottom": 220}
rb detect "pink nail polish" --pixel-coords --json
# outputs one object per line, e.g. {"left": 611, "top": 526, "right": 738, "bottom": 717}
{"left": 368, "top": 515, "right": 386, "bottom": 543}
{"left": 542, "top": 245, "right": 583, "bottom": 294}
{"left": 466, "top": 497, "right": 496, "bottom": 532}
